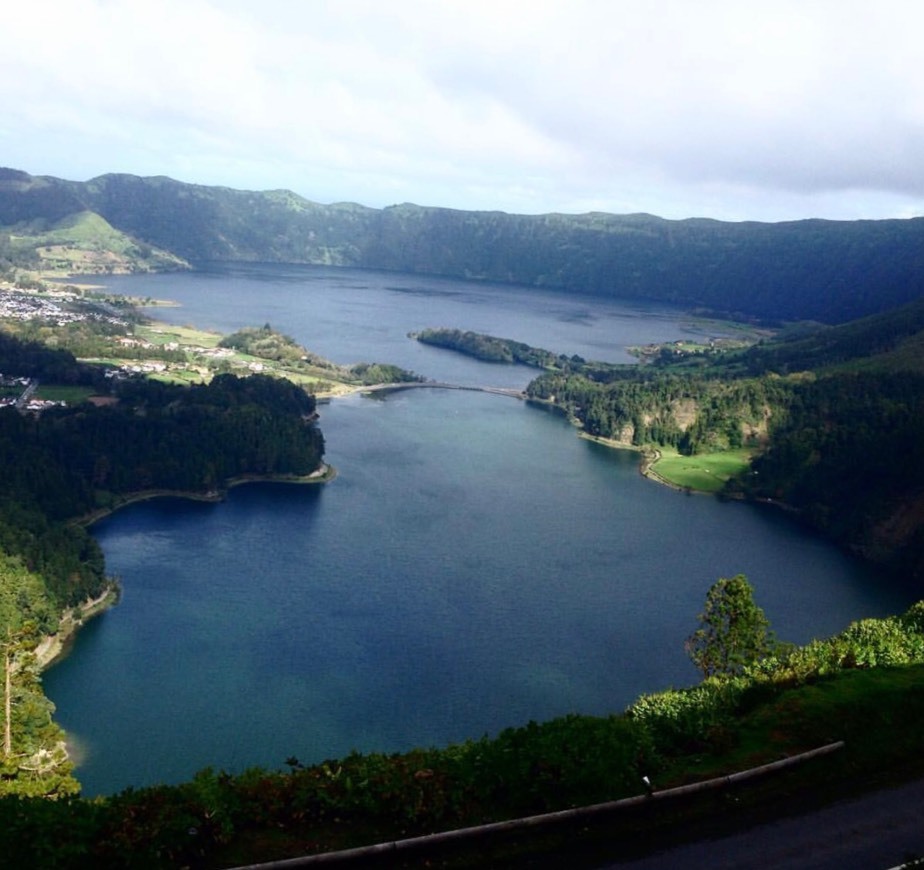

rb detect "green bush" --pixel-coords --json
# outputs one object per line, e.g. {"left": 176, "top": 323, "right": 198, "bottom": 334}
{"left": 899, "top": 600, "right": 924, "bottom": 634}
{"left": 0, "top": 795, "right": 103, "bottom": 869}
{"left": 452, "top": 715, "right": 654, "bottom": 815}
{"left": 626, "top": 677, "right": 748, "bottom": 756}
{"left": 835, "top": 616, "right": 924, "bottom": 668}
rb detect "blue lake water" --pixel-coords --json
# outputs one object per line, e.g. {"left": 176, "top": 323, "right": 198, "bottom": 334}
{"left": 42, "top": 264, "right": 917, "bottom": 796}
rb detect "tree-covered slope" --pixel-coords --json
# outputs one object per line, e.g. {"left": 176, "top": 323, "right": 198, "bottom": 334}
{"left": 365, "top": 208, "right": 924, "bottom": 324}
{"left": 511, "top": 300, "right": 924, "bottom": 575}
{"left": 0, "top": 168, "right": 87, "bottom": 228}
{"left": 4, "top": 168, "right": 924, "bottom": 323}
{"left": 732, "top": 296, "right": 924, "bottom": 375}
{"left": 62, "top": 173, "right": 376, "bottom": 265}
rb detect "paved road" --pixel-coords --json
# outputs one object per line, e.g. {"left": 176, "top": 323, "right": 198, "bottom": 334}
{"left": 601, "top": 778, "right": 924, "bottom": 869}
{"left": 14, "top": 378, "right": 38, "bottom": 408}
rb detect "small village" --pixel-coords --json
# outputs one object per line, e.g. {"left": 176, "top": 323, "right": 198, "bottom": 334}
{"left": 0, "top": 283, "right": 127, "bottom": 327}
{"left": 0, "top": 284, "right": 302, "bottom": 407}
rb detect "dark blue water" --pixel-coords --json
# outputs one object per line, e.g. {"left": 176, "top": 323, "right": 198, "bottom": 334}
{"left": 43, "top": 265, "right": 916, "bottom": 796}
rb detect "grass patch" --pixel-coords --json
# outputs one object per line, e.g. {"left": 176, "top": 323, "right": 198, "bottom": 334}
{"left": 651, "top": 447, "right": 752, "bottom": 492}
{"left": 148, "top": 371, "right": 205, "bottom": 385}
{"left": 136, "top": 322, "right": 222, "bottom": 348}
{"left": 34, "top": 385, "right": 96, "bottom": 404}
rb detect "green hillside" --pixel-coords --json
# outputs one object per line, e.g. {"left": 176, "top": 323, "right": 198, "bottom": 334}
{"left": 731, "top": 296, "right": 924, "bottom": 375}
{"left": 0, "top": 170, "right": 187, "bottom": 276}
{"left": 16, "top": 210, "right": 186, "bottom": 274}
{"left": 4, "top": 168, "right": 924, "bottom": 323}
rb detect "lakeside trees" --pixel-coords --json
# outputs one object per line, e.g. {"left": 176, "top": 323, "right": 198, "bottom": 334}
{"left": 414, "top": 327, "right": 580, "bottom": 369}
{"left": 0, "top": 553, "right": 79, "bottom": 796}
{"left": 0, "top": 370, "right": 325, "bottom": 609}
{"left": 731, "top": 371, "right": 924, "bottom": 571}
{"left": 686, "top": 575, "right": 776, "bottom": 678}
{"left": 408, "top": 315, "right": 924, "bottom": 576}
{"left": 0, "top": 332, "right": 328, "bottom": 795}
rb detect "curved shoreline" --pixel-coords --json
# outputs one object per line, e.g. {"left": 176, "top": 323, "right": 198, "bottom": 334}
{"left": 72, "top": 463, "right": 337, "bottom": 528}
{"left": 36, "top": 586, "right": 120, "bottom": 670}
{"left": 577, "top": 432, "right": 693, "bottom": 493}
{"left": 46, "top": 463, "right": 335, "bottom": 669}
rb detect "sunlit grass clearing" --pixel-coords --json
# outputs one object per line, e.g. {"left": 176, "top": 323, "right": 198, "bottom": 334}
{"left": 653, "top": 447, "right": 752, "bottom": 492}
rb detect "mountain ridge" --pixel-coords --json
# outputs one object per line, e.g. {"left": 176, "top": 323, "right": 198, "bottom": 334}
{"left": 3, "top": 168, "right": 924, "bottom": 324}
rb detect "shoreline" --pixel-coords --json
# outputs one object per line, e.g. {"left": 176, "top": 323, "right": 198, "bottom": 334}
{"left": 578, "top": 432, "right": 693, "bottom": 493}
{"left": 540, "top": 401, "right": 686, "bottom": 491}
{"left": 73, "top": 463, "right": 337, "bottom": 528}
{"left": 35, "top": 464, "right": 336, "bottom": 776}
{"left": 580, "top": 431, "right": 807, "bottom": 522}
{"left": 35, "top": 585, "right": 120, "bottom": 670}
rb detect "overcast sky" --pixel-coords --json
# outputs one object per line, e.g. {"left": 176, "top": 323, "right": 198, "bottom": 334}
{"left": 3, "top": 0, "right": 923, "bottom": 222}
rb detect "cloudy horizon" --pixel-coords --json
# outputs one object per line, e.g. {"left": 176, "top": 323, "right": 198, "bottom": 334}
{"left": 3, "top": 0, "right": 924, "bottom": 222}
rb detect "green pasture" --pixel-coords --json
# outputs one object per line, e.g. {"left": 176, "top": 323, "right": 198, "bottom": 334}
{"left": 137, "top": 322, "right": 222, "bottom": 348}
{"left": 34, "top": 385, "right": 96, "bottom": 404}
{"left": 651, "top": 447, "right": 752, "bottom": 492}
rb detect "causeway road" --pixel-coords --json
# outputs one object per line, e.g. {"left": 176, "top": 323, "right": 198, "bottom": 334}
{"left": 358, "top": 381, "right": 526, "bottom": 398}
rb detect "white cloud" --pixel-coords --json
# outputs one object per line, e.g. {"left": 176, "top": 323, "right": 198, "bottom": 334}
{"left": 3, "top": 0, "right": 924, "bottom": 220}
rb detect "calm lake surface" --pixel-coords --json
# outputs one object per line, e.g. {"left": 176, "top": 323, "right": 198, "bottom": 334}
{"left": 44, "top": 264, "right": 917, "bottom": 796}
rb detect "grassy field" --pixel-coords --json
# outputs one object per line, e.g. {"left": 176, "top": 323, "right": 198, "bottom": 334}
{"left": 136, "top": 322, "right": 223, "bottom": 348}
{"left": 650, "top": 447, "right": 753, "bottom": 492}
{"left": 34, "top": 385, "right": 97, "bottom": 404}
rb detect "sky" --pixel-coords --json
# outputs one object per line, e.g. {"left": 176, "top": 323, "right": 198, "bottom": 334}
{"left": 3, "top": 0, "right": 924, "bottom": 222}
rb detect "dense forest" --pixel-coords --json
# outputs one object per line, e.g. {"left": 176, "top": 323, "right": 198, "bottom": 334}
{"left": 5, "top": 167, "right": 924, "bottom": 324}
{"left": 734, "top": 371, "right": 924, "bottom": 573}
{"left": 0, "top": 333, "right": 326, "bottom": 796}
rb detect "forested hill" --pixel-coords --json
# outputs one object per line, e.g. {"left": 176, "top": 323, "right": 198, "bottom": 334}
{"left": 512, "top": 297, "right": 924, "bottom": 577}
{"left": 0, "top": 361, "right": 325, "bottom": 612}
{"left": 4, "top": 167, "right": 924, "bottom": 324}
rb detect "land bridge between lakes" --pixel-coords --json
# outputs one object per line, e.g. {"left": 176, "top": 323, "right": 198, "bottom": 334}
{"left": 357, "top": 381, "right": 527, "bottom": 399}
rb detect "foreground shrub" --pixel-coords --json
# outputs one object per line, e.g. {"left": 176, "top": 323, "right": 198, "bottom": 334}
{"left": 626, "top": 677, "right": 748, "bottom": 756}
{"left": 451, "top": 715, "right": 655, "bottom": 816}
